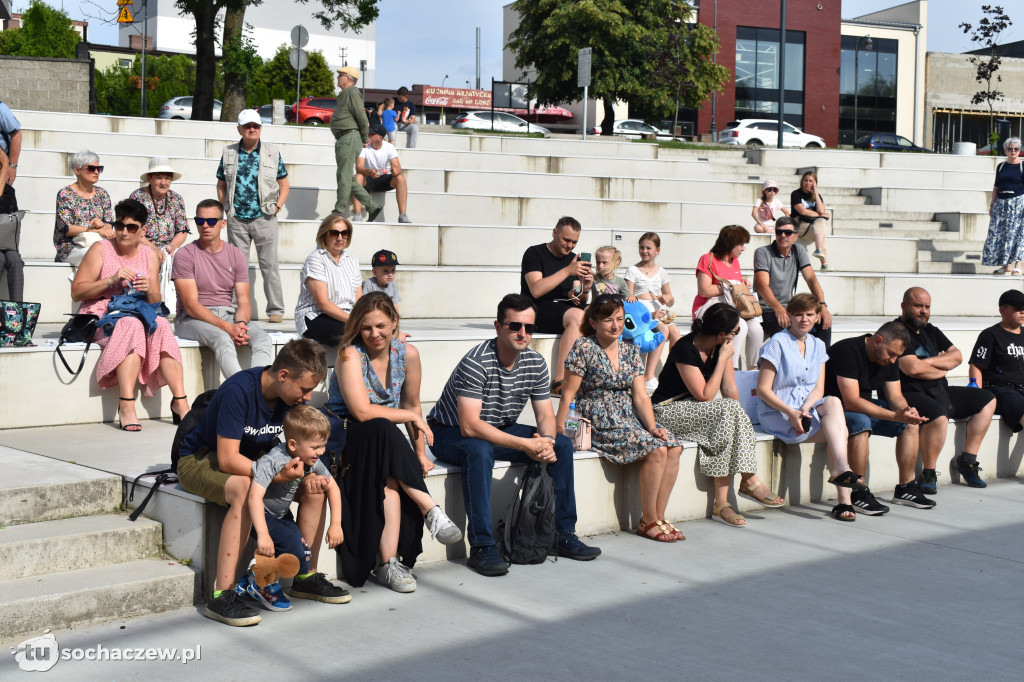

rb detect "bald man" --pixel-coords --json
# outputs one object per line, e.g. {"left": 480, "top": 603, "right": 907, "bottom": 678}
{"left": 896, "top": 287, "right": 996, "bottom": 493}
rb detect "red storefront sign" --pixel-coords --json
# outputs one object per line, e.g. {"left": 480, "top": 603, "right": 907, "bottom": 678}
{"left": 422, "top": 87, "right": 492, "bottom": 109}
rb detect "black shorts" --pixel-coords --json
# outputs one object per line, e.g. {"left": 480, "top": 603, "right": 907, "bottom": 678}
{"left": 364, "top": 174, "right": 395, "bottom": 193}
{"left": 534, "top": 300, "right": 576, "bottom": 334}
{"left": 904, "top": 385, "right": 995, "bottom": 422}
{"left": 987, "top": 385, "right": 1024, "bottom": 432}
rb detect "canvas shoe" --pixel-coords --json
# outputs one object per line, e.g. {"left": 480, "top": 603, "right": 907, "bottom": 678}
{"left": 425, "top": 505, "right": 462, "bottom": 545}
{"left": 398, "top": 212, "right": 412, "bottom": 223}
{"left": 205, "top": 589, "right": 261, "bottom": 626}
{"left": 289, "top": 572, "right": 352, "bottom": 604}
{"left": 375, "top": 557, "right": 416, "bottom": 593}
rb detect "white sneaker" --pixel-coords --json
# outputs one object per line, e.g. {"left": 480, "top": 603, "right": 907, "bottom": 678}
{"left": 425, "top": 505, "right": 462, "bottom": 545}
{"left": 375, "top": 557, "right": 416, "bottom": 593}
{"left": 350, "top": 211, "right": 365, "bottom": 222}
{"left": 398, "top": 213, "right": 412, "bottom": 223}
{"left": 645, "top": 378, "right": 659, "bottom": 393}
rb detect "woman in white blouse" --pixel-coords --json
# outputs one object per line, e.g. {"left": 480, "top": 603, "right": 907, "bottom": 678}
{"left": 294, "top": 214, "right": 362, "bottom": 345}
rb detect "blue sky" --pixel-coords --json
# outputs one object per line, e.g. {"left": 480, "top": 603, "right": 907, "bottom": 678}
{"left": 25, "top": 1, "right": 1020, "bottom": 89}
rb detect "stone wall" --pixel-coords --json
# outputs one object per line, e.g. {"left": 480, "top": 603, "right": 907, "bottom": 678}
{"left": 0, "top": 55, "right": 91, "bottom": 113}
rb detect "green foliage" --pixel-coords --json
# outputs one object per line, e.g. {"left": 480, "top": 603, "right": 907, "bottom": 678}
{"left": 647, "top": 14, "right": 730, "bottom": 119}
{"left": 96, "top": 54, "right": 201, "bottom": 117}
{"left": 0, "top": 0, "right": 80, "bottom": 58}
{"left": 961, "top": 5, "right": 1013, "bottom": 134}
{"left": 253, "top": 45, "right": 335, "bottom": 102}
{"left": 296, "top": 0, "right": 379, "bottom": 32}
{"left": 222, "top": 22, "right": 261, "bottom": 83}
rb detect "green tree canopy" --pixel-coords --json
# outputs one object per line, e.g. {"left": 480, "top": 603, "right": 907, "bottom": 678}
{"left": 96, "top": 54, "right": 201, "bottom": 118}
{"left": 253, "top": 45, "right": 335, "bottom": 103}
{"left": 0, "top": 0, "right": 80, "bottom": 58}
{"left": 648, "top": 13, "right": 730, "bottom": 129}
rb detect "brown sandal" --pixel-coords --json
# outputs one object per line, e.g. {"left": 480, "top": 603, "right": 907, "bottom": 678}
{"left": 738, "top": 480, "right": 785, "bottom": 508}
{"left": 660, "top": 520, "right": 685, "bottom": 541}
{"left": 712, "top": 502, "right": 746, "bottom": 528}
{"left": 637, "top": 519, "right": 677, "bottom": 542}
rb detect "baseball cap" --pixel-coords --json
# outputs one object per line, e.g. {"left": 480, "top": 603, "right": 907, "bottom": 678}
{"left": 369, "top": 123, "right": 387, "bottom": 138}
{"left": 237, "top": 109, "right": 261, "bottom": 126}
{"left": 999, "top": 289, "right": 1024, "bottom": 309}
{"left": 372, "top": 249, "right": 400, "bottom": 267}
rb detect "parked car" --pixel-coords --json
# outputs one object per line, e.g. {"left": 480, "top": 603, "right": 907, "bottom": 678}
{"left": 589, "top": 119, "right": 678, "bottom": 140}
{"left": 452, "top": 111, "right": 550, "bottom": 136}
{"left": 256, "top": 104, "right": 274, "bottom": 125}
{"left": 157, "top": 96, "right": 223, "bottom": 120}
{"left": 718, "top": 119, "right": 825, "bottom": 148}
{"left": 287, "top": 97, "right": 337, "bottom": 125}
{"left": 854, "top": 133, "right": 931, "bottom": 152}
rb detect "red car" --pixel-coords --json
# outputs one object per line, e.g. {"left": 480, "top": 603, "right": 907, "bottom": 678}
{"left": 287, "top": 97, "right": 337, "bottom": 125}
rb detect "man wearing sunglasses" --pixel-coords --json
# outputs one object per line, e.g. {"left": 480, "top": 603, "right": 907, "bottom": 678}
{"left": 428, "top": 294, "right": 601, "bottom": 577}
{"left": 753, "top": 216, "right": 833, "bottom": 347}
{"left": 216, "top": 109, "right": 289, "bottom": 324}
{"left": 172, "top": 199, "right": 272, "bottom": 378}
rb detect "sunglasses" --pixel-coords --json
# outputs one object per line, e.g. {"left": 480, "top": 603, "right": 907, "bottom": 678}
{"left": 328, "top": 229, "right": 351, "bottom": 239}
{"left": 241, "top": 123, "right": 261, "bottom": 130}
{"left": 594, "top": 293, "right": 624, "bottom": 304}
{"left": 1010, "top": 147, "right": 1021, "bottom": 152}
{"left": 764, "top": 188, "right": 779, "bottom": 193}
{"left": 501, "top": 321, "right": 536, "bottom": 334}
{"left": 84, "top": 165, "right": 104, "bottom": 173}
{"left": 194, "top": 217, "right": 221, "bottom": 227}
{"left": 113, "top": 221, "right": 142, "bottom": 233}
{"left": 775, "top": 229, "right": 796, "bottom": 237}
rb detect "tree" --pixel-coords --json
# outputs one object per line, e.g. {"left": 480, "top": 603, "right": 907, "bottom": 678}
{"left": 508, "top": 0, "right": 684, "bottom": 135}
{"left": 253, "top": 44, "right": 335, "bottom": 103}
{"left": 221, "top": 11, "right": 262, "bottom": 121}
{"left": 0, "top": 0, "right": 79, "bottom": 58}
{"left": 95, "top": 53, "right": 199, "bottom": 117}
{"left": 648, "top": 13, "right": 730, "bottom": 133}
{"left": 960, "top": 5, "right": 1012, "bottom": 142}
{"left": 174, "top": 0, "right": 380, "bottom": 121}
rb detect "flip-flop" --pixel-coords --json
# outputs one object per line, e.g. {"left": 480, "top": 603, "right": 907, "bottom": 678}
{"left": 830, "top": 504, "right": 856, "bottom": 522}
{"left": 828, "top": 470, "right": 868, "bottom": 491}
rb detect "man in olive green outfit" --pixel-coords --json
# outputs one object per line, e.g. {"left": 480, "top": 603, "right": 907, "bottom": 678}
{"left": 330, "top": 66, "right": 381, "bottom": 220}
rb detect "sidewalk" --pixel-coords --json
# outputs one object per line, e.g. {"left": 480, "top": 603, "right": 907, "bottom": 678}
{"left": 3, "top": 479, "right": 1021, "bottom": 681}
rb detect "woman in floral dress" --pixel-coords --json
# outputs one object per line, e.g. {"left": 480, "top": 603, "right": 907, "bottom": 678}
{"left": 129, "top": 157, "right": 189, "bottom": 258}
{"left": 556, "top": 294, "right": 685, "bottom": 543}
{"left": 54, "top": 150, "right": 114, "bottom": 265}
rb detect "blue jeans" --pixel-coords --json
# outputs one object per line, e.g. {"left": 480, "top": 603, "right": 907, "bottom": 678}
{"left": 844, "top": 398, "right": 908, "bottom": 438}
{"left": 251, "top": 510, "right": 311, "bottom": 575}
{"left": 429, "top": 422, "right": 578, "bottom": 547}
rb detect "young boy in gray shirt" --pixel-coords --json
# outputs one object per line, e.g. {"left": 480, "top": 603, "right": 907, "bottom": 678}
{"left": 363, "top": 249, "right": 402, "bottom": 308}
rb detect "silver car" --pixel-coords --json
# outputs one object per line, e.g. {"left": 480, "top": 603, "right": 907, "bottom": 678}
{"left": 452, "top": 111, "right": 550, "bottom": 136}
{"left": 157, "top": 96, "right": 224, "bottom": 120}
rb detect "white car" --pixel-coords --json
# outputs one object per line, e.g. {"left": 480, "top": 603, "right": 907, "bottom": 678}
{"left": 451, "top": 111, "right": 550, "bottom": 136}
{"left": 590, "top": 119, "right": 678, "bottom": 140}
{"left": 719, "top": 119, "right": 825, "bottom": 148}
{"left": 157, "top": 96, "right": 223, "bottom": 120}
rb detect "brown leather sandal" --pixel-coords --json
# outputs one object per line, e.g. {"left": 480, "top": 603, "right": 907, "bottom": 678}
{"left": 637, "top": 519, "right": 676, "bottom": 542}
{"left": 660, "top": 520, "right": 685, "bottom": 541}
{"left": 739, "top": 480, "right": 785, "bottom": 508}
{"left": 712, "top": 502, "right": 746, "bottom": 528}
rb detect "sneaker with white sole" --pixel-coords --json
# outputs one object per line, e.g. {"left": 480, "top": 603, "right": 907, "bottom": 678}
{"left": 851, "top": 488, "right": 890, "bottom": 515}
{"left": 245, "top": 577, "right": 293, "bottom": 611}
{"left": 398, "top": 213, "right": 412, "bottom": 223}
{"left": 289, "top": 572, "right": 352, "bottom": 604}
{"left": 375, "top": 556, "right": 416, "bottom": 593}
{"left": 425, "top": 505, "right": 462, "bottom": 545}
{"left": 206, "top": 589, "right": 261, "bottom": 626}
{"left": 891, "top": 482, "right": 936, "bottom": 509}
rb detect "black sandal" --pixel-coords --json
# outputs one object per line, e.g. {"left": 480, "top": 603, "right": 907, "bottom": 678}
{"left": 830, "top": 504, "right": 856, "bottom": 522}
{"left": 118, "top": 396, "right": 142, "bottom": 432}
{"left": 828, "top": 470, "right": 867, "bottom": 491}
{"left": 170, "top": 395, "right": 189, "bottom": 425}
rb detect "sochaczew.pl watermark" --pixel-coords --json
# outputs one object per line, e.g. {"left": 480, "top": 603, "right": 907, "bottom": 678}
{"left": 11, "top": 631, "right": 201, "bottom": 672}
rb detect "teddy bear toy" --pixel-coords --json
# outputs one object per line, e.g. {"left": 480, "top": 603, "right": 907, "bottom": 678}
{"left": 621, "top": 301, "right": 665, "bottom": 353}
{"left": 252, "top": 552, "right": 300, "bottom": 587}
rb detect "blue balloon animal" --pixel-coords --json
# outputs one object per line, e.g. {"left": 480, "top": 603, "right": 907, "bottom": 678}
{"left": 621, "top": 301, "right": 665, "bottom": 353}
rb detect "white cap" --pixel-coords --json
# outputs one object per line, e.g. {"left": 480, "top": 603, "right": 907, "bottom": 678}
{"left": 237, "top": 109, "right": 262, "bottom": 126}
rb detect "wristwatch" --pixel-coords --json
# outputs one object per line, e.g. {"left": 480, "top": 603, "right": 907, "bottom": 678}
{"left": 820, "top": 302, "right": 828, "bottom": 307}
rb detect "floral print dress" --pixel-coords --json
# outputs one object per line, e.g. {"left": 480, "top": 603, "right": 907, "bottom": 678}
{"left": 128, "top": 188, "right": 189, "bottom": 248}
{"left": 53, "top": 185, "right": 113, "bottom": 262}
{"left": 565, "top": 335, "right": 681, "bottom": 464}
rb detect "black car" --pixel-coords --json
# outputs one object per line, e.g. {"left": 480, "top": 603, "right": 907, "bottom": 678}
{"left": 854, "top": 133, "right": 931, "bottom": 152}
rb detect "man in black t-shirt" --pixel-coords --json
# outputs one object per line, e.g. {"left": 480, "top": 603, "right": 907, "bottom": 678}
{"left": 897, "top": 287, "right": 996, "bottom": 493}
{"left": 825, "top": 321, "right": 932, "bottom": 514}
{"left": 521, "top": 216, "right": 593, "bottom": 392}
{"left": 394, "top": 86, "right": 419, "bottom": 148}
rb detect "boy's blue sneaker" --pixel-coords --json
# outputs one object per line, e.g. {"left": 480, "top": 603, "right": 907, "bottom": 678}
{"left": 246, "top": 578, "right": 293, "bottom": 612}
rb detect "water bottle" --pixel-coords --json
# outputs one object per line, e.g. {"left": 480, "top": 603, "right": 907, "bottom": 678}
{"left": 564, "top": 402, "right": 579, "bottom": 446}
{"left": 968, "top": 377, "right": 979, "bottom": 388}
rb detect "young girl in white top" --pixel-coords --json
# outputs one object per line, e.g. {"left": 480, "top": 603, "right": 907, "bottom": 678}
{"left": 625, "top": 232, "right": 682, "bottom": 392}
{"left": 751, "top": 178, "right": 789, "bottom": 233}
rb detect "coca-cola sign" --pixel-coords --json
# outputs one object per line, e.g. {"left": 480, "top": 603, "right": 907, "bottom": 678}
{"left": 422, "top": 86, "right": 492, "bottom": 109}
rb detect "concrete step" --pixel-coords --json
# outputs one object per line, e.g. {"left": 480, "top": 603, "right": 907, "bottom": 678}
{"left": 751, "top": 146, "right": 1000, "bottom": 173}
{"left": 0, "top": 558, "right": 196, "bottom": 641}
{"left": 861, "top": 186, "right": 990, "bottom": 213}
{"left": 0, "top": 514, "right": 164, "bottom": 580}
{"left": 799, "top": 165, "right": 992, "bottom": 192}
{"left": 0, "top": 448, "right": 122, "bottom": 526}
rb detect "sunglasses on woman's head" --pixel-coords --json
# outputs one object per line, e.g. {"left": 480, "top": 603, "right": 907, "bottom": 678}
{"left": 194, "top": 217, "right": 221, "bottom": 227}
{"left": 594, "top": 293, "right": 623, "bottom": 304}
{"left": 84, "top": 165, "right": 104, "bottom": 173}
{"left": 501, "top": 321, "right": 536, "bottom": 334}
{"left": 113, "top": 221, "right": 142, "bottom": 233}
{"left": 328, "top": 229, "right": 351, "bottom": 239}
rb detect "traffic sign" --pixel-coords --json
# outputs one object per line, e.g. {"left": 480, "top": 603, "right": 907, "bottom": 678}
{"left": 116, "top": 6, "right": 133, "bottom": 22}
{"left": 117, "top": 0, "right": 133, "bottom": 6}
{"left": 290, "top": 25, "right": 309, "bottom": 48}
{"left": 289, "top": 48, "right": 308, "bottom": 71}
{"left": 578, "top": 47, "right": 592, "bottom": 88}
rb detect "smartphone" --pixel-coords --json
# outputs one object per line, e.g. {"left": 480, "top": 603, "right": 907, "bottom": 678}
{"left": 800, "top": 415, "right": 812, "bottom": 432}
{"left": 580, "top": 252, "right": 592, "bottom": 263}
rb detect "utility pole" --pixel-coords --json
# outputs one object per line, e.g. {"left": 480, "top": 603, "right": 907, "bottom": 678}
{"left": 340, "top": 46, "right": 348, "bottom": 66}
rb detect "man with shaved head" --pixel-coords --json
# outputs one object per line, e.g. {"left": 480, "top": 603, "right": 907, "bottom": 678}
{"left": 897, "top": 287, "right": 996, "bottom": 493}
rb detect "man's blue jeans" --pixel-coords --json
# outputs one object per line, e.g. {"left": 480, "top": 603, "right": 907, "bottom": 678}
{"left": 430, "top": 422, "right": 578, "bottom": 547}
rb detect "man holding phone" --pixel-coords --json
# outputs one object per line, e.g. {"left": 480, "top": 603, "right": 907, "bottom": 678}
{"left": 520, "top": 216, "right": 592, "bottom": 393}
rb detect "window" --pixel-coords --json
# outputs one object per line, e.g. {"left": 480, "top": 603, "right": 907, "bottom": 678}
{"left": 118, "top": 58, "right": 132, "bottom": 68}
{"left": 839, "top": 35, "right": 899, "bottom": 144}
{"left": 734, "top": 27, "right": 805, "bottom": 128}
{"left": 896, "top": 136, "right": 914, "bottom": 148}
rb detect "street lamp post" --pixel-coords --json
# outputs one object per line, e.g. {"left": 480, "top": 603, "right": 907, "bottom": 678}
{"left": 441, "top": 75, "right": 449, "bottom": 124}
{"left": 853, "top": 35, "right": 873, "bottom": 145}
{"left": 709, "top": 0, "right": 718, "bottom": 142}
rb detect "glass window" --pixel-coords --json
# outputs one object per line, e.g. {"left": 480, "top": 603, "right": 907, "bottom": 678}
{"left": 756, "top": 40, "right": 778, "bottom": 89}
{"left": 896, "top": 136, "right": 914, "bottom": 148}
{"left": 736, "top": 38, "right": 756, "bottom": 88}
{"left": 876, "top": 53, "right": 897, "bottom": 98}
{"left": 180, "top": 97, "right": 192, "bottom": 106}
{"left": 784, "top": 42, "right": 804, "bottom": 91}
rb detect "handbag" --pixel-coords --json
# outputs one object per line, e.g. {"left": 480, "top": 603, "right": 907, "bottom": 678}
{"left": 159, "top": 252, "right": 178, "bottom": 319}
{"left": 56, "top": 313, "right": 99, "bottom": 377}
{"left": 0, "top": 300, "right": 40, "bottom": 347}
{"left": 572, "top": 416, "right": 592, "bottom": 451}
{"left": 706, "top": 254, "right": 762, "bottom": 320}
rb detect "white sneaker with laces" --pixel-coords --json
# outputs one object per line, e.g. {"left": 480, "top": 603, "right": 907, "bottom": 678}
{"left": 425, "top": 505, "right": 462, "bottom": 545}
{"left": 398, "top": 213, "right": 412, "bottom": 223}
{"left": 375, "top": 557, "right": 416, "bottom": 593}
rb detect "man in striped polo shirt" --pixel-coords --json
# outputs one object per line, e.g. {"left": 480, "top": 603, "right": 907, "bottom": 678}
{"left": 428, "top": 294, "right": 601, "bottom": 576}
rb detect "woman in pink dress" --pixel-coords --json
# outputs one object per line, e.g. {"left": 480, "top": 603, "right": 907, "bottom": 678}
{"left": 71, "top": 198, "right": 188, "bottom": 431}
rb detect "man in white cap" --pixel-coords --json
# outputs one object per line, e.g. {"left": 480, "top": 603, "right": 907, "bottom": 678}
{"left": 216, "top": 109, "right": 289, "bottom": 324}
{"left": 330, "top": 66, "right": 381, "bottom": 221}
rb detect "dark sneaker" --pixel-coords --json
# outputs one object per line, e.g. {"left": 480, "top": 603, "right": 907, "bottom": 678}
{"left": 556, "top": 532, "right": 602, "bottom": 561}
{"left": 204, "top": 589, "right": 261, "bottom": 626}
{"left": 468, "top": 544, "right": 509, "bottom": 577}
{"left": 366, "top": 205, "right": 383, "bottom": 222}
{"left": 918, "top": 469, "right": 939, "bottom": 495}
{"left": 892, "top": 482, "right": 936, "bottom": 509}
{"left": 851, "top": 488, "right": 890, "bottom": 516}
{"left": 952, "top": 454, "right": 988, "bottom": 488}
{"left": 246, "top": 578, "right": 293, "bottom": 612}
{"left": 290, "top": 572, "right": 352, "bottom": 604}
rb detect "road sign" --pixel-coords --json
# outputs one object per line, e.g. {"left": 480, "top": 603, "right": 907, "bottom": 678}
{"left": 291, "top": 25, "right": 309, "bottom": 48}
{"left": 578, "top": 47, "right": 592, "bottom": 88}
{"left": 116, "top": 6, "right": 133, "bottom": 22}
{"left": 289, "top": 47, "right": 308, "bottom": 71}
{"left": 117, "top": 0, "right": 133, "bottom": 6}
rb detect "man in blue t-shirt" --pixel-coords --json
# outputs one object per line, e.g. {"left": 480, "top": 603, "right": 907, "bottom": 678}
{"left": 0, "top": 102, "right": 21, "bottom": 185}
{"left": 177, "top": 338, "right": 330, "bottom": 627}
{"left": 394, "top": 86, "right": 419, "bottom": 149}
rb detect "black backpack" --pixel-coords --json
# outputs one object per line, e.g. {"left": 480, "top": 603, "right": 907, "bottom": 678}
{"left": 497, "top": 462, "right": 557, "bottom": 564}
{"left": 127, "top": 390, "right": 217, "bottom": 521}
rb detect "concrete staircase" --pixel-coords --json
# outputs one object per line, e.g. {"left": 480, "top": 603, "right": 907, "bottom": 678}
{"left": 0, "top": 447, "right": 195, "bottom": 640}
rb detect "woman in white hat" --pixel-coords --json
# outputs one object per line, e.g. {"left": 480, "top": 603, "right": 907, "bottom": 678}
{"left": 129, "top": 157, "right": 189, "bottom": 260}
{"left": 751, "top": 178, "right": 789, "bottom": 233}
